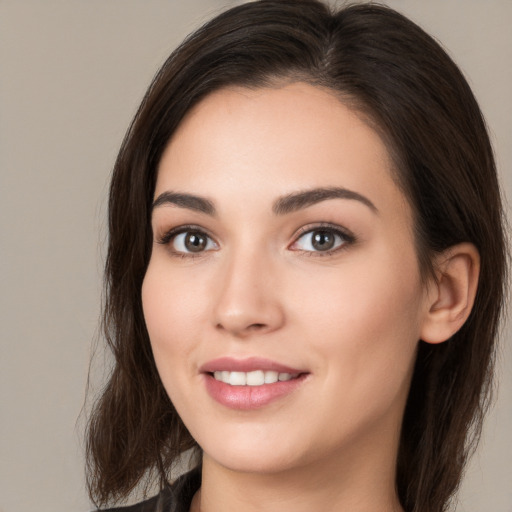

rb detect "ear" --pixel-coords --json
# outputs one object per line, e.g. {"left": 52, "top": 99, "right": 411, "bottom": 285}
{"left": 420, "top": 243, "right": 480, "bottom": 344}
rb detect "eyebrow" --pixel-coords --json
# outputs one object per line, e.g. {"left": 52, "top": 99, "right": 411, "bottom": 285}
{"left": 151, "top": 186, "right": 377, "bottom": 216}
{"left": 272, "top": 187, "right": 378, "bottom": 215}
{"left": 152, "top": 191, "right": 216, "bottom": 215}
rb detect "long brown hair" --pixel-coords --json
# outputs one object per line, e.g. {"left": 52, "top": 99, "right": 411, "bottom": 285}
{"left": 86, "top": 1, "right": 508, "bottom": 511}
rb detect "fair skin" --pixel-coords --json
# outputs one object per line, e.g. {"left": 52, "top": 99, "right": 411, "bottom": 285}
{"left": 142, "top": 83, "right": 479, "bottom": 512}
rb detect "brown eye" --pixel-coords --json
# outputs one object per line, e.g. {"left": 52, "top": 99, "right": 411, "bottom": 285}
{"left": 184, "top": 232, "right": 207, "bottom": 252}
{"left": 311, "top": 230, "right": 336, "bottom": 251}
{"left": 170, "top": 230, "right": 217, "bottom": 254}
{"left": 292, "top": 226, "right": 352, "bottom": 254}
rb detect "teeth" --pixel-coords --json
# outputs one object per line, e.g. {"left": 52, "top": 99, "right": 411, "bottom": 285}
{"left": 229, "top": 371, "right": 246, "bottom": 386}
{"left": 264, "top": 371, "right": 278, "bottom": 384}
{"left": 246, "top": 370, "right": 264, "bottom": 386}
{"left": 213, "top": 370, "right": 298, "bottom": 386}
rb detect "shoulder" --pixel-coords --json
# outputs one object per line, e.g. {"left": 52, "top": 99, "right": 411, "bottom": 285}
{"left": 96, "top": 491, "right": 167, "bottom": 512}
{"left": 94, "top": 466, "right": 201, "bottom": 512}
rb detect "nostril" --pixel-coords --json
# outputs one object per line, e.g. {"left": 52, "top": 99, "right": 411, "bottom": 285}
{"left": 249, "top": 323, "right": 266, "bottom": 330}
{"left": 215, "top": 321, "right": 269, "bottom": 336}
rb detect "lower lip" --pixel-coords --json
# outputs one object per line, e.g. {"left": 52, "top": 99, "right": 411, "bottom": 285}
{"left": 203, "top": 373, "right": 308, "bottom": 410}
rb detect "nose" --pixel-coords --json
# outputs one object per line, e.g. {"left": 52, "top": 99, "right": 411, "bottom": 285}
{"left": 212, "top": 248, "right": 285, "bottom": 338}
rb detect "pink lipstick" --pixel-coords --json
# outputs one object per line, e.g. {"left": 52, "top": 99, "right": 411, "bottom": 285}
{"left": 200, "top": 357, "right": 308, "bottom": 410}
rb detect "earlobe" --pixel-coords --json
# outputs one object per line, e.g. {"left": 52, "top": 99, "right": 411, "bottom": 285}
{"left": 420, "top": 243, "right": 480, "bottom": 344}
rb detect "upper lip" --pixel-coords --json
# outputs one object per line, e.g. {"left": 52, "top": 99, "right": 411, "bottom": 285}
{"left": 199, "top": 356, "right": 306, "bottom": 374}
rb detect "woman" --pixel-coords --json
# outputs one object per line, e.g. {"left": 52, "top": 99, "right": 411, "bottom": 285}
{"left": 86, "top": 1, "right": 508, "bottom": 511}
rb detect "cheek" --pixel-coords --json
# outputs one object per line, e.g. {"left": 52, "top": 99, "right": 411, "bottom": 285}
{"left": 300, "top": 263, "right": 422, "bottom": 332}
{"left": 141, "top": 260, "right": 215, "bottom": 418}
{"left": 294, "top": 248, "right": 424, "bottom": 387}
{"left": 141, "top": 260, "right": 207, "bottom": 370}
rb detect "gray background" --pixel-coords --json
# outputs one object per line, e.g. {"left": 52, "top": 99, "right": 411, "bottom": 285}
{"left": 0, "top": 1, "right": 510, "bottom": 511}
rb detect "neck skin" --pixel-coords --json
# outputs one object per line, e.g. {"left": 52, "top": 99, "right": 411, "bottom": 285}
{"left": 189, "top": 416, "right": 404, "bottom": 512}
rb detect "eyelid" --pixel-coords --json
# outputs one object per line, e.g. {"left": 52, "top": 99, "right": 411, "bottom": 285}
{"left": 289, "top": 222, "right": 356, "bottom": 255}
{"left": 155, "top": 222, "right": 355, "bottom": 257}
{"left": 156, "top": 224, "right": 218, "bottom": 255}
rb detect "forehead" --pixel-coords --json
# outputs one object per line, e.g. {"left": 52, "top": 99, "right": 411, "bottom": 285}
{"left": 155, "top": 83, "right": 408, "bottom": 220}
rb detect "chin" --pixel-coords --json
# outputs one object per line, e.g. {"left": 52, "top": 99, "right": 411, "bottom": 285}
{"left": 206, "top": 450, "right": 299, "bottom": 475}
{"left": 200, "top": 432, "right": 304, "bottom": 475}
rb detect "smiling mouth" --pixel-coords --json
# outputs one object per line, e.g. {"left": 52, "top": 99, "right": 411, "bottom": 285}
{"left": 203, "top": 361, "right": 308, "bottom": 409}
{"left": 211, "top": 370, "right": 301, "bottom": 386}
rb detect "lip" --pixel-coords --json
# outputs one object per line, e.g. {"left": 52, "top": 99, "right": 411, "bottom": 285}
{"left": 200, "top": 357, "right": 309, "bottom": 410}
{"left": 199, "top": 356, "right": 305, "bottom": 374}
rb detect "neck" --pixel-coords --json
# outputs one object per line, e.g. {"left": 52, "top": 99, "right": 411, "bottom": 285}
{"left": 191, "top": 433, "right": 404, "bottom": 512}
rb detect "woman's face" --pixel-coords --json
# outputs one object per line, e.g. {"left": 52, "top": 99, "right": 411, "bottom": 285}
{"left": 142, "top": 83, "right": 432, "bottom": 476}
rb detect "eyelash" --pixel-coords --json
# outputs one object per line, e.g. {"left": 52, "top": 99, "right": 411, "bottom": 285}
{"left": 157, "top": 224, "right": 216, "bottom": 259}
{"left": 291, "top": 223, "right": 356, "bottom": 257}
{"left": 156, "top": 223, "right": 356, "bottom": 258}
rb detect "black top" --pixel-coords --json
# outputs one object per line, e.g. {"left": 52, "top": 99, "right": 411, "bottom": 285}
{"left": 100, "top": 467, "right": 202, "bottom": 512}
